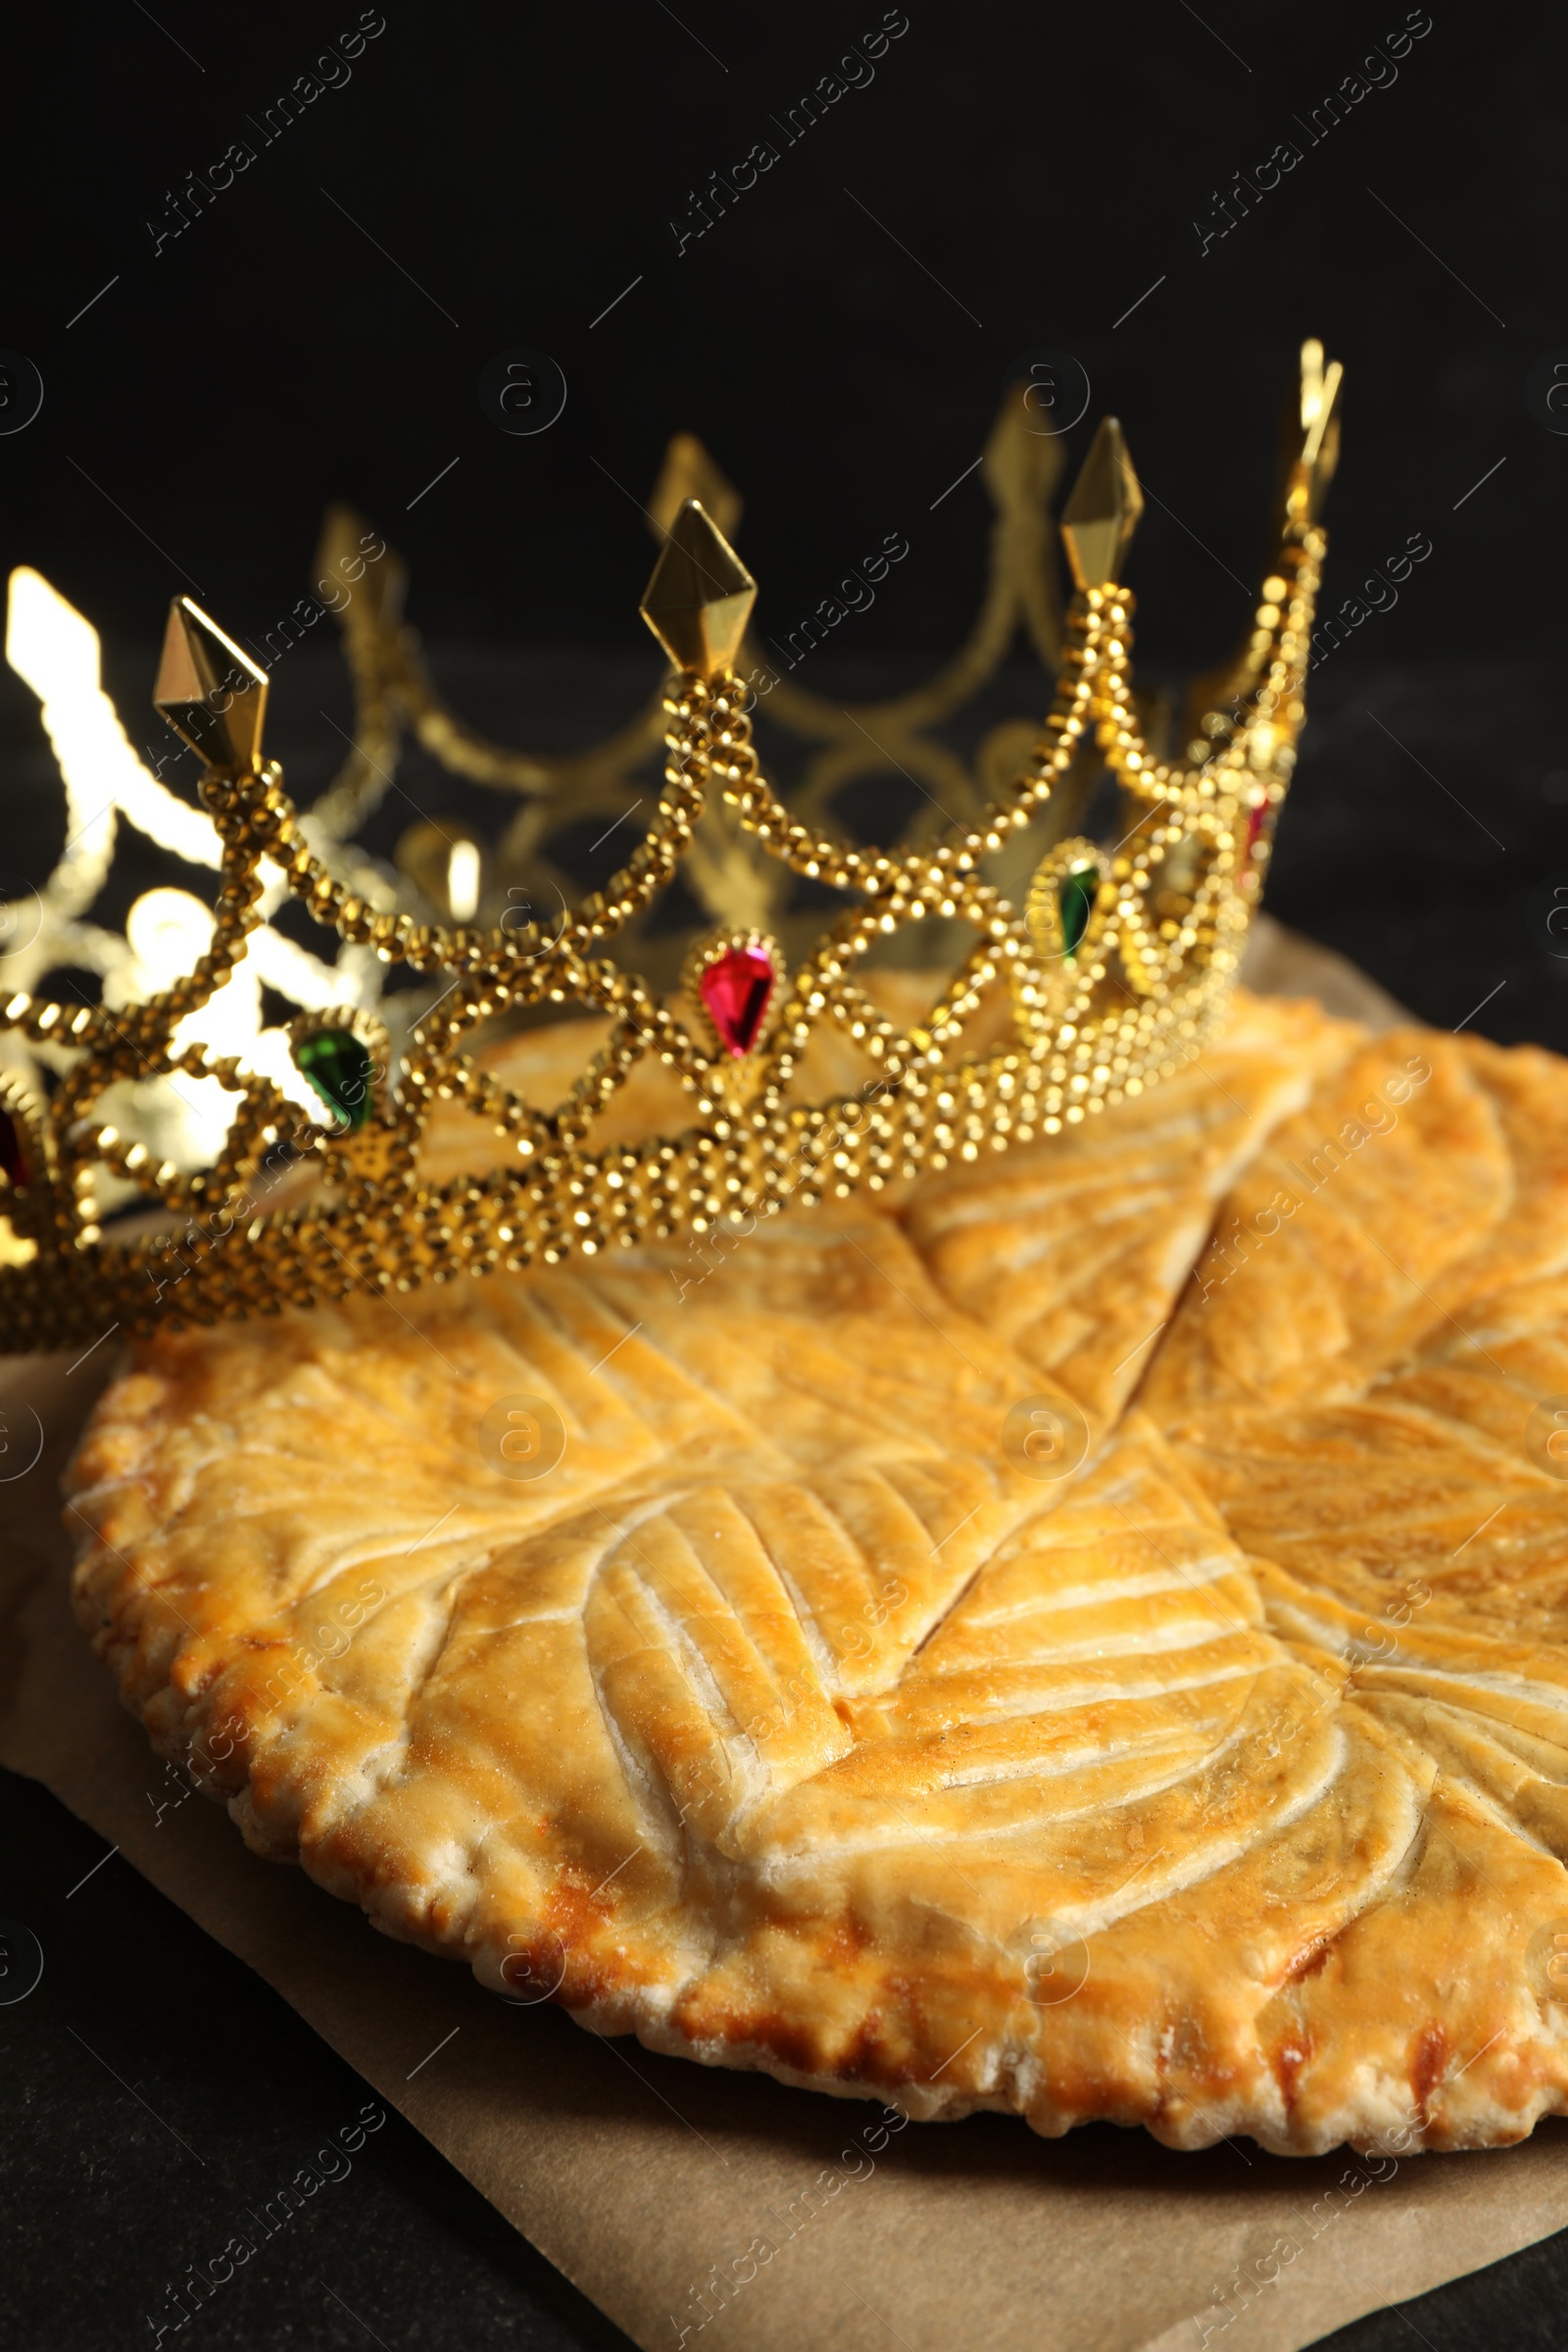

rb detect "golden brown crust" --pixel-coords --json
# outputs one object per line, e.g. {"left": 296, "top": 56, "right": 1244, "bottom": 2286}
{"left": 905, "top": 990, "right": 1360, "bottom": 1431}
{"left": 62, "top": 992, "right": 1568, "bottom": 2155}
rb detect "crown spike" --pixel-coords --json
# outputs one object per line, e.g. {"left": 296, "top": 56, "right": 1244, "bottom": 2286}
{"left": 982, "top": 381, "right": 1069, "bottom": 515}
{"left": 316, "top": 504, "right": 407, "bottom": 632}
{"left": 1059, "top": 418, "right": 1144, "bottom": 591}
{"left": 1293, "top": 339, "right": 1344, "bottom": 523}
{"left": 153, "top": 598, "right": 269, "bottom": 772}
{"left": 639, "top": 500, "right": 757, "bottom": 679}
{"left": 648, "top": 436, "right": 743, "bottom": 545}
{"left": 1299, "top": 337, "right": 1325, "bottom": 430}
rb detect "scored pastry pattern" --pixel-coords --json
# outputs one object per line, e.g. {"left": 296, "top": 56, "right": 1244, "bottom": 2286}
{"left": 65, "top": 992, "right": 1568, "bottom": 2154}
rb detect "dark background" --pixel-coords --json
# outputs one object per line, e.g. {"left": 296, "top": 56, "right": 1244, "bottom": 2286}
{"left": 0, "top": 0, "right": 1565, "bottom": 1037}
{"left": 5, "top": 3, "right": 1568, "bottom": 2346}
{"left": 0, "top": 0, "right": 1557, "bottom": 663}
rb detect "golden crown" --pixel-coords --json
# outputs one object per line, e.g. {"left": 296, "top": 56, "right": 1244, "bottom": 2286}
{"left": 0, "top": 342, "right": 1342, "bottom": 1352}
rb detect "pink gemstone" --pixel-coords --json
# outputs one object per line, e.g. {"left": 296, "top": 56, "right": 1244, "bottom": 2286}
{"left": 699, "top": 944, "right": 776, "bottom": 1058}
{"left": 1245, "top": 801, "right": 1272, "bottom": 858}
{"left": 0, "top": 1107, "right": 24, "bottom": 1189}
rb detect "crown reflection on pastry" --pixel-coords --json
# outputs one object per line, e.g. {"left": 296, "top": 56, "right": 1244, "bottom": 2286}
{"left": 0, "top": 344, "right": 1341, "bottom": 1350}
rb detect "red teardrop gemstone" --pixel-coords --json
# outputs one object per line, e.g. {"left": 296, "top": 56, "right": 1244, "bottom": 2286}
{"left": 0, "top": 1107, "right": 25, "bottom": 1189}
{"left": 699, "top": 945, "right": 776, "bottom": 1058}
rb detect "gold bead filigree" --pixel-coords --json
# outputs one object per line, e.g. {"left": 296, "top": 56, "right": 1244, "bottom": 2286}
{"left": 0, "top": 347, "right": 1341, "bottom": 1351}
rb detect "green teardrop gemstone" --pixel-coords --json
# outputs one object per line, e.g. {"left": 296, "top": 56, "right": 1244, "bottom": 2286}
{"left": 1058, "top": 863, "right": 1099, "bottom": 958}
{"left": 297, "top": 1028, "right": 374, "bottom": 1131}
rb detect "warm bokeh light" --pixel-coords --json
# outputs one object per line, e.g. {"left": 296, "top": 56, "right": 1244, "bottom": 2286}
{"left": 4, "top": 567, "right": 375, "bottom": 1164}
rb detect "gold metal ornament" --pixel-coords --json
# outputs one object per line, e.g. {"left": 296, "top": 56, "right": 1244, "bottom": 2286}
{"left": 153, "top": 598, "right": 270, "bottom": 772}
{"left": 0, "top": 347, "right": 1340, "bottom": 1352}
{"left": 639, "top": 500, "right": 758, "bottom": 677}
{"left": 648, "top": 433, "right": 744, "bottom": 544}
{"left": 1058, "top": 417, "right": 1144, "bottom": 591}
{"left": 1292, "top": 335, "right": 1345, "bottom": 525}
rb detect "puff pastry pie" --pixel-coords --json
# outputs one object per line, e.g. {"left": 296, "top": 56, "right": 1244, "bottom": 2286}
{"left": 66, "top": 991, "right": 1568, "bottom": 2154}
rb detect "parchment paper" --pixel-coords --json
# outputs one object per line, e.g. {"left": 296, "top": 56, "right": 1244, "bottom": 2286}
{"left": 6, "top": 919, "right": 1564, "bottom": 2352}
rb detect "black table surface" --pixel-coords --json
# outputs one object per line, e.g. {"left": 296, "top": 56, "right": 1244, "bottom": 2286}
{"left": 4, "top": 642, "right": 1567, "bottom": 2349}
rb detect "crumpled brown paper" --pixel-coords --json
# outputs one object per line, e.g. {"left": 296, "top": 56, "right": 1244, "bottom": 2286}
{"left": 5, "top": 919, "right": 1566, "bottom": 2352}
